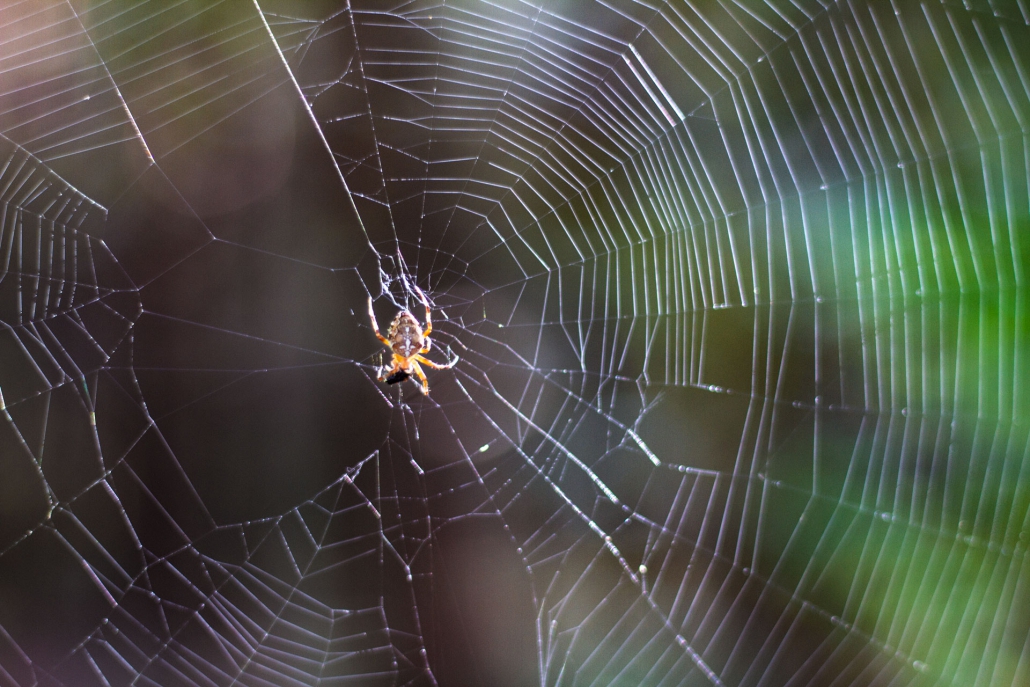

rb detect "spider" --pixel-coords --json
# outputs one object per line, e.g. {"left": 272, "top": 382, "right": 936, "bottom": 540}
{"left": 368, "top": 287, "right": 458, "bottom": 395}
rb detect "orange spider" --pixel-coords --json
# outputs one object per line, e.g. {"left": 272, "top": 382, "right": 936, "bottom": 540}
{"left": 368, "top": 287, "right": 458, "bottom": 395}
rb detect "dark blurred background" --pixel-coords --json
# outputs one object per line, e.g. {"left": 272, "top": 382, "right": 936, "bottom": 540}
{"left": 0, "top": 1, "right": 1028, "bottom": 686}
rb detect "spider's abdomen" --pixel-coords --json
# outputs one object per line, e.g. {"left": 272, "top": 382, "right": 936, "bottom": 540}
{"left": 395, "top": 336, "right": 419, "bottom": 358}
{"left": 389, "top": 312, "right": 423, "bottom": 358}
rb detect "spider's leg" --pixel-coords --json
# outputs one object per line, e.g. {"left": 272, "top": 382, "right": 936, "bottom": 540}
{"left": 419, "top": 336, "right": 431, "bottom": 354}
{"left": 410, "top": 360, "right": 429, "bottom": 395}
{"left": 376, "top": 357, "right": 391, "bottom": 382}
{"left": 415, "top": 353, "right": 458, "bottom": 370}
{"left": 378, "top": 353, "right": 406, "bottom": 382}
{"left": 368, "top": 297, "right": 392, "bottom": 347}
{"left": 414, "top": 285, "right": 432, "bottom": 338}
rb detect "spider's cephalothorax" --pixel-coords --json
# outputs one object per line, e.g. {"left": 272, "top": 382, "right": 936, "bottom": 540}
{"left": 368, "top": 287, "right": 458, "bottom": 395}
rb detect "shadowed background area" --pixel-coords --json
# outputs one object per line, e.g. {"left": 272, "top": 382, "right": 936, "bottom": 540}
{"left": 0, "top": 1, "right": 1027, "bottom": 686}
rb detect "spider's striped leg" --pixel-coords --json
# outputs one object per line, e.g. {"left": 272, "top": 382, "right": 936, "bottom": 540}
{"left": 414, "top": 285, "right": 432, "bottom": 338}
{"left": 368, "top": 297, "right": 391, "bottom": 347}
{"left": 415, "top": 353, "right": 457, "bottom": 370}
{"left": 410, "top": 360, "right": 429, "bottom": 395}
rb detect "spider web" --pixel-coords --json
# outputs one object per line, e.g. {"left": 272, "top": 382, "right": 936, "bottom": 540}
{"left": 0, "top": 0, "right": 1028, "bottom": 685}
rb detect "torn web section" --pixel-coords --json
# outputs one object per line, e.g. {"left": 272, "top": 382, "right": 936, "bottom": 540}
{"left": 0, "top": 4, "right": 424, "bottom": 686}
{"left": 108, "top": 455, "right": 422, "bottom": 687}
{"left": 0, "top": 136, "right": 139, "bottom": 678}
